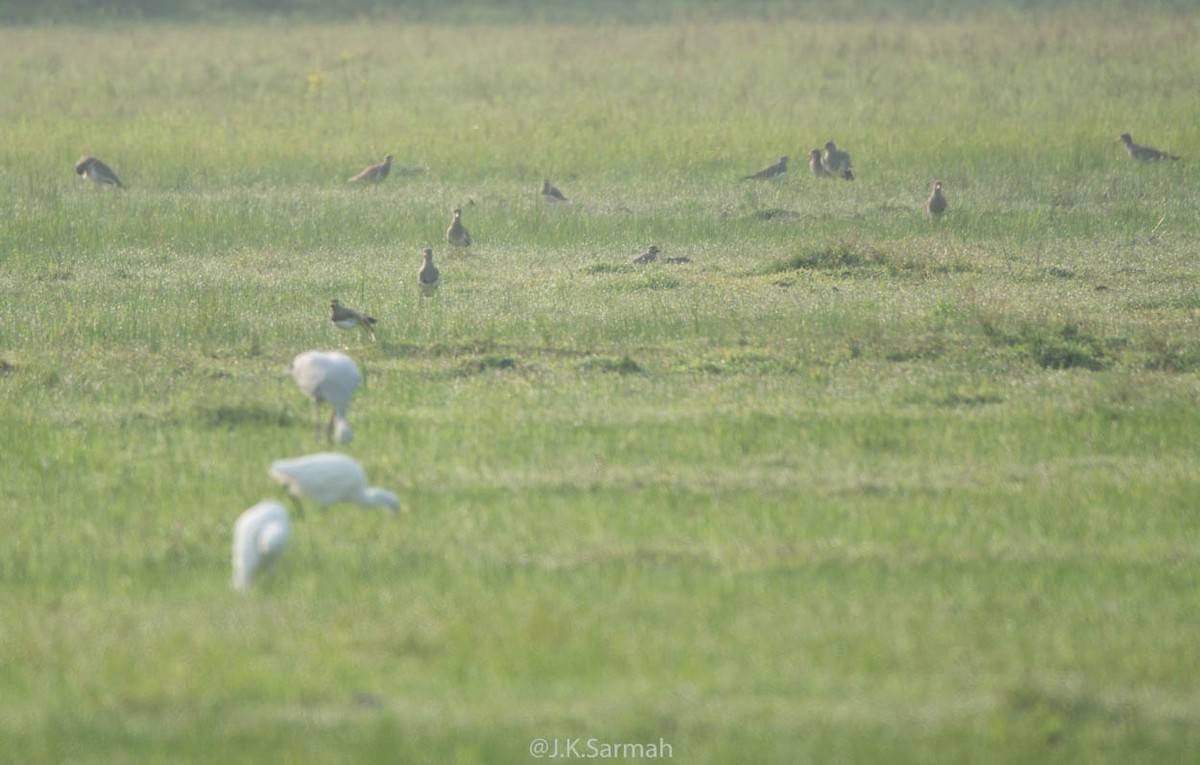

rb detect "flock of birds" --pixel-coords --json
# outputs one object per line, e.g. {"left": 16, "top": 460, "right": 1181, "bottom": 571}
{"left": 73, "top": 130, "right": 1181, "bottom": 591}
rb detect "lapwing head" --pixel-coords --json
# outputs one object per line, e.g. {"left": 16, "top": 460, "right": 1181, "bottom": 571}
{"left": 825, "top": 141, "right": 837, "bottom": 152}
{"left": 383, "top": 154, "right": 393, "bottom": 162}
{"left": 75, "top": 156, "right": 92, "bottom": 176}
{"left": 934, "top": 181, "right": 942, "bottom": 191}
{"left": 423, "top": 248, "right": 433, "bottom": 259}
{"left": 1117, "top": 133, "right": 1133, "bottom": 145}
{"left": 648, "top": 245, "right": 660, "bottom": 255}
{"left": 452, "top": 207, "right": 462, "bottom": 218}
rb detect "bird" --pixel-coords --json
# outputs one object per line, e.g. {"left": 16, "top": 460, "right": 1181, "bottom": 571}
{"left": 808, "top": 149, "right": 829, "bottom": 177}
{"left": 1117, "top": 133, "right": 1180, "bottom": 161}
{"left": 446, "top": 207, "right": 471, "bottom": 252}
{"left": 75, "top": 156, "right": 124, "bottom": 188}
{"left": 329, "top": 299, "right": 377, "bottom": 342}
{"left": 418, "top": 248, "right": 441, "bottom": 297}
{"left": 541, "top": 179, "right": 569, "bottom": 202}
{"left": 287, "top": 350, "right": 361, "bottom": 445}
{"left": 822, "top": 142, "right": 854, "bottom": 180}
{"left": 232, "top": 500, "right": 292, "bottom": 592}
{"left": 348, "top": 154, "right": 393, "bottom": 183}
{"left": 926, "top": 181, "right": 947, "bottom": 219}
{"left": 742, "top": 156, "right": 788, "bottom": 181}
{"left": 269, "top": 452, "right": 400, "bottom": 516}
{"left": 632, "top": 245, "right": 660, "bottom": 264}
{"left": 665, "top": 256, "right": 692, "bottom": 264}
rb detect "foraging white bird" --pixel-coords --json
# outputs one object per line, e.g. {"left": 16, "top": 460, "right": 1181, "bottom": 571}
{"left": 232, "top": 500, "right": 292, "bottom": 592}
{"left": 418, "top": 248, "right": 441, "bottom": 297}
{"left": 288, "top": 350, "right": 362, "bottom": 445}
{"left": 269, "top": 452, "right": 400, "bottom": 515}
{"left": 75, "top": 155, "right": 124, "bottom": 188}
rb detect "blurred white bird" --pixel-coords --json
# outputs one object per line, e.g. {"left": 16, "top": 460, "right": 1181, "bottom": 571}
{"left": 288, "top": 350, "right": 362, "bottom": 445}
{"left": 269, "top": 452, "right": 399, "bottom": 516}
{"left": 232, "top": 500, "right": 292, "bottom": 592}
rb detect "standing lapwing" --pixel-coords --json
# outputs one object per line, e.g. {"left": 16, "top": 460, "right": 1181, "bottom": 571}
{"left": 541, "top": 179, "right": 569, "bottom": 202}
{"left": 808, "top": 149, "right": 829, "bottom": 177}
{"left": 348, "top": 154, "right": 393, "bottom": 183}
{"left": 926, "top": 181, "right": 947, "bottom": 220}
{"left": 418, "top": 248, "right": 441, "bottom": 297}
{"left": 632, "top": 245, "right": 660, "bottom": 264}
{"left": 75, "top": 156, "right": 124, "bottom": 188}
{"left": 446, "top": 207, "right": 471, "bottom": 253}
{"left": 329, "top": 299, "right": 378, "bottom": 342}
{"left": 1117, "top": 133, "right": 1180, "bottom": 161}
{"left": 822, "top": 142, "right": 854, "bottom": 180}
{"left": 742, "top": 156, "right": 788, "bottom": 181}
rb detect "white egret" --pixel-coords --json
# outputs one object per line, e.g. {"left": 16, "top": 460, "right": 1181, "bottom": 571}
{"left": 232, "top": 500, "right": 292, "bottom": 592}
{"left": 288, "top": 350, "right": 361, "bottom": 445}
{"left": 269, "top": 452, "right": 399, "bottom": 516}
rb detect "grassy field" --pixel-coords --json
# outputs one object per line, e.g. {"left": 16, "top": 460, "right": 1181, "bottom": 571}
{"left": 2, "top": 5, "right": 1200, "bottom": 763}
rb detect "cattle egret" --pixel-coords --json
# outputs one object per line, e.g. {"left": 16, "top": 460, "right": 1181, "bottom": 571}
{"left": 926, "top": 181, "right": 947, "bottom": 219}
{"left": 1117, "top": 133, "right": 1180, "bottom": 161}
{"left": 632, "top": 245, "right": 660, "bottom": 264}
{"left": 446, "top": 207, "right": 471, "bottom": 252}
{"left": 269, "top": 452, "right": 400, "bottom": 516}
{"left": 288, "top": 350, "right": 362, "bottom": 444}
{"left": 232, "top": 500, "right": 292, "bottom": 592}
{"left": 808, "top": 149, "right": 829, "bottom": 177}
{"left": 330, "top": 298, "right": 377, "bottom": 342}
{"left": 742, "top": 156, "right": 788, "bottom": 181}
{"left": 822, "top": 141, "right": 854, "bottom": 180}
{"left": 75, "top": 155, "right": 124, "bottom": 188}
{"left": 348, "top": 154, "right": 393, "bottom": 183}
{"left": 418, "top": 248, "right": 441, "bottom": 297}
{"left": 541, "top": 179, "right": 569, "bottom": 202}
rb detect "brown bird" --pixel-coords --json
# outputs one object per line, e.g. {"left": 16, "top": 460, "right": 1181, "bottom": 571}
{"left": 808, "top": 149, "right": 829, "bottom": 177}
{"left": 348, "top": 154, "right": 393, "bottom": 183}
{"left": 541, "top": 179, "right": 569, "bottom": 202}
{"left": 75, "top": 156, "right": 124, "bottom": 188}
{"left": 329, "top": 299, "right": 377, "bottom": 341}
{"left": 446, "top": 207, "right": 471, "bottom": 252}
{"left": 418, "top": 248, "right": 441, "bottom": 297}
{"left": 1117, "top": 133, "right": 1180, "bottom": 161}
{"left": 742, "top": 156, "right": 788, "bottom": 181}
{"left": 632, "top": 245, "right": 660, "bottom": 264}
{"left": 926, "top": 181, "right": 947, "bottom": 219}
{"left": 822, "top": 142, "right": 854, "bottom": 180}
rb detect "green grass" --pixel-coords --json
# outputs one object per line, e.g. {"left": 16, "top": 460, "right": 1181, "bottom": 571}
{"left": 2, "top": 5, "right": 1200, "bottom": 763}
